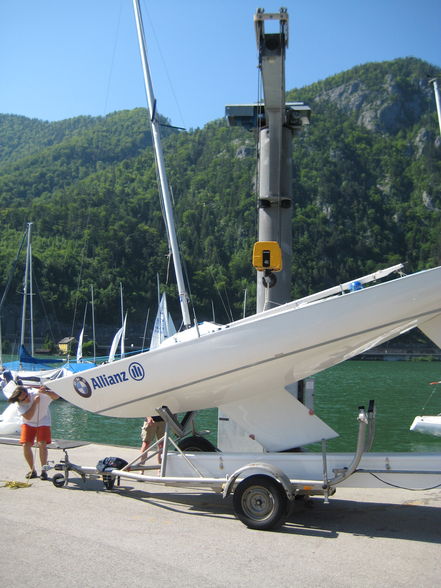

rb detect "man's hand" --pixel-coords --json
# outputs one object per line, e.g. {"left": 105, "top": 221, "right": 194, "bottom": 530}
{"left": 39, "top": 385, "right": 59, "bottom": 400}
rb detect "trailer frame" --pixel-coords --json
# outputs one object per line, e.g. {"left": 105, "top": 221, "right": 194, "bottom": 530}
{"left": 48, "top": 402, "right": 441, "bottom": 530}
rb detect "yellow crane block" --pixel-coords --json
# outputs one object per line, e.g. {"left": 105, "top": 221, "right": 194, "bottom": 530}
{"left": 252, "top": 241, "right": 283, "bottom": 272}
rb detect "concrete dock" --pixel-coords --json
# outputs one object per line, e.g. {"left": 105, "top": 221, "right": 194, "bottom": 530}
{"left": 1, "top": 438, "right": 440, "bottom": 587}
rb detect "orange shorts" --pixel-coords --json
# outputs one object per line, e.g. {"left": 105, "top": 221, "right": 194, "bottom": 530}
{"left": 20, "top": 424, "right": 52, "bottom": 445}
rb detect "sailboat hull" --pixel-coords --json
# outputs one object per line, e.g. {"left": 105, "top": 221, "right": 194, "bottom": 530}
{"left": 410, "top": 415, "right": 441, "bottom": 437}
{"left": 47, "top": 266, "right": 441, "bottom": 418}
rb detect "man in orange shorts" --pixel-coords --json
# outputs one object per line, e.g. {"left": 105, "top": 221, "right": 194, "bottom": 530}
{"left": 8, "top": 384, "right": 59, "bottom": 480}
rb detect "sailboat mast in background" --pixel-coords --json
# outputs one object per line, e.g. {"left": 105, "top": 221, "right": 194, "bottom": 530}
{"left": 19, "top": 222, "right": 34, "bottom": 362}
{"left": 428, "top": 76, "right": 441, "bottom": 136}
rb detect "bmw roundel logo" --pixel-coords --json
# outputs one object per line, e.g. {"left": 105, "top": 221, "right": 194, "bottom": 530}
{"left": 73, "top": 376, "right": 92, "bottom": 398}
{"left": 128, "top": 362, "right": 145, "bottom": 381}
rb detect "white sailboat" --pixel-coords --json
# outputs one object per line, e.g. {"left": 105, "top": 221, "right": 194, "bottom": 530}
{"left": 76, "top": 327, "right": 85, "bottom": 363}
{"left": 408, "top": 78, "right": 441, "bottom": 439}
{"left": 107, "top": 283, "right": 128, "bottom": 363}
{"left": 149, "top": 293, "right": 176, "bottom": 350}
{"left": 410, "top": 380, "right": 441, "bottom": 437}
{"left": 47, "top": 2, "right": 441, "bottom": 452}
{"left": 108, "top": 314, "right": 127, "bottom": 363}
{"left": 410, "top": 415, "right": 441, "bottom": 437}
{"left": 2, "top": 223, "right": 64, "bottom": 383}
{"left": 58, "top": 295, "right": 97, "bottom": 376}
{"left": 0, "top": 402, "right": 21, "bottom": 435}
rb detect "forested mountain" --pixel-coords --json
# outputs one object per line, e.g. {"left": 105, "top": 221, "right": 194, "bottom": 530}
{"left": 0, "top": 57, "right": 440, "bottom": 349}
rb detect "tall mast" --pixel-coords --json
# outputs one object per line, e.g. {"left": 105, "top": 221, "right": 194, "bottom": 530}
{"left": 91, "top": 285, "right": 96, "bottom": 363}
{"left": 429, "top": 77, "right": 441, "bottom": 136}
{"left": 29, "top": 223, "right": 34, "bottom": 355}
{"left": 132, "top": 0, "right": 191, "bottom": 328}
{"left": 120, "top": 282, "right": 125, "bottom": 358}
{"left": 0, "top": 227, "right": 28, "bottom": 364}
{"left": 20, "top": 222, "right": 33, "bottom": 359}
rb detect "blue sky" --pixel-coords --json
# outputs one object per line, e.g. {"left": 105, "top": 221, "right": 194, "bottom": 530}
{"left": 1, "top": 0, "right": 440, "bottom": 130}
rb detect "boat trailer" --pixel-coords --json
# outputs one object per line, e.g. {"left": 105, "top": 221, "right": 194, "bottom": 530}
{"left": 48, "top": 402, "right": 441, "bottom": 531}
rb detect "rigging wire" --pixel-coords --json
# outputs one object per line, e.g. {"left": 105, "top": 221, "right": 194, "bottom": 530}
{"left": 140, "top": 0, "right": 187, "bottom": 130}
{"left": 103, "top": 0, "right": 124, "bottom": 115}
{"left": 69, "top": 213, "right": 91, "bottom": 340}
{"left": 0, "top": 227, "right": 28, "bottom": 313}
{"left": 0, "top": 227, "right": 28, "bottom": 362}
{"left": 149, "top": 117, "right": 186, "bottom": 319}
{"left": 33, "top": 275, "right": 61, "bottom": 346}
{"left": 208, "top": 265, "right": 234, "bottom": 323}
{"left": 5, "top": 225, "right": 63, "bottom": 353}
{"left": 141, "top": 307, "right": 150, "bottom": 350}
{"left": 148, "top": 104, "right": 195, "bottom": 328}
{"left": 215, "top": 256, "right": 234, "bottom": 322}
{"left": 421, "top": 381, "right": 441, "bottom": 412}
{"left": 147, "top": 104, "right": 174, "bottom": 287}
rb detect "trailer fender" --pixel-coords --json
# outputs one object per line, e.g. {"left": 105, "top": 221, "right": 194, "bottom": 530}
{"left": 223, "top": 462, "right": 293, "bottom": 500}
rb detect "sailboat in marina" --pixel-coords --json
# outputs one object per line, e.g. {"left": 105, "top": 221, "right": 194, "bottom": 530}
{"left": 60, "top": 297, "right": 97, "bottom": 375}
{"left": 408, "top": 78, "right": 441, "bottom": 439}
{"left": 47, "top": 3, "right": 441, "bottom": 452}
{"left": 149, "top": 292, "right": 176, "bottom": 350}
{"left": 410, "top": 413, "right": 441, "bottom": 437}
{"left": 1, "top": 223, "right": 63, "bottom": 383}
{"left": 1, "top": 266, "right": 100, "bottom": 391}
{"left": 107, "top": 314, "right": 127, "bottom": 363}
{"left": 410, "top": 379, "right": 441, "bottom": 437}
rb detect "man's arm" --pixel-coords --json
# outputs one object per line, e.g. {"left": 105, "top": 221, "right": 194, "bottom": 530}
{"left": 21, "top": 395, "right": 40, "bottom": 419}
{"left": 39, "top": 386, "right": 59, "bottom": 400}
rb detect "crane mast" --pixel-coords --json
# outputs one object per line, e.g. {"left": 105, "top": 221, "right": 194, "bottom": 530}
{"left": 226, "top": 8, "right": 310, "bottom": 312}
{"left": 255, "top": 9, "right": 291, "bottom": 311}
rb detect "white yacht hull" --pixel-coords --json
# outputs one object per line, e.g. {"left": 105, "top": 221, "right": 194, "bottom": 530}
{"left": 0, "top": 402, "right": 22, "bottom": 435}
{"left": 47, "top": 266, "right": 441, "bottom": 419}
{"left": 410, "top": 415, "right": 441, "bottom": 437}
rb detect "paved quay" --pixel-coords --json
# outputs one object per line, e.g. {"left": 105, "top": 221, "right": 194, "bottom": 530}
{"left": 1, "top": 438, "right": 440, "bottom": 587}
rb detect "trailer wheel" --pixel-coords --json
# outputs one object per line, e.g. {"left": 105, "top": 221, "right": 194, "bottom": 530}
{"left": 177, "top": 435, "right": 217, "bottom": 452}
{"left": 103, "top": 475, "right": 115, "bottom": 490}
{"left": 233, "top": 474, "right": 288, "bottom": 530}
{"left": 52, "top": 473, "right": 66, "bottom": 488}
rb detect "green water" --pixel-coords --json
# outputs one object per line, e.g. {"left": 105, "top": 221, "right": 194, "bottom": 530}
{"left": 314, "top": 361, "right": 441, "bottom": 452}
{"left": 2, "top": 361, "right": 441, "bottom": 452}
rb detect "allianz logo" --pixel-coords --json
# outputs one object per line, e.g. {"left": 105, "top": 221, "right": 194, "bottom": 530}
{"left": 91, "top": 371, "right": 129, "bottom": 389}
{"left": 73, "top": 362, "right": 145, "bottom": 398}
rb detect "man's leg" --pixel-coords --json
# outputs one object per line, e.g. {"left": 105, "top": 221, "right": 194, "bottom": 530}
{"left": 20, "top": 425, "right": 37, "bottom": 476}
{"left": 38, "top": 441, "right": 48, "bottom": 468}
{"left": 140, "top": 440, "right": 149, "bottom": 464}
{"left": 36, "top": 426, "right": 51, "bottom": 479}
{"left": 22, "top": 442, "right": 35, "bottom": 473}
{"left": 38, "top": 441, "right": 49, "bottom": 479}
{"left": 156, "top": 422, "right": 166, "bottom": 464}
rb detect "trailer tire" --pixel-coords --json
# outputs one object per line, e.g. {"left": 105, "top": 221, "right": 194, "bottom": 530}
{"left": 177, "top": 435, "right": 217, "bottom": 452}
{"left": 233, "top": 474, "right": 288, "bottom": 530}
{"left": 52, "top": 473, "right": 66, "bottom": 488}
{"left": 103, "top": 475, "right": 115, "bottom": 490}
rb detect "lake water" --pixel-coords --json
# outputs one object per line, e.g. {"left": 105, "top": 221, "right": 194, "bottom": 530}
{"left": 1, "top": 361, "right": 441, "bottom": 452}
